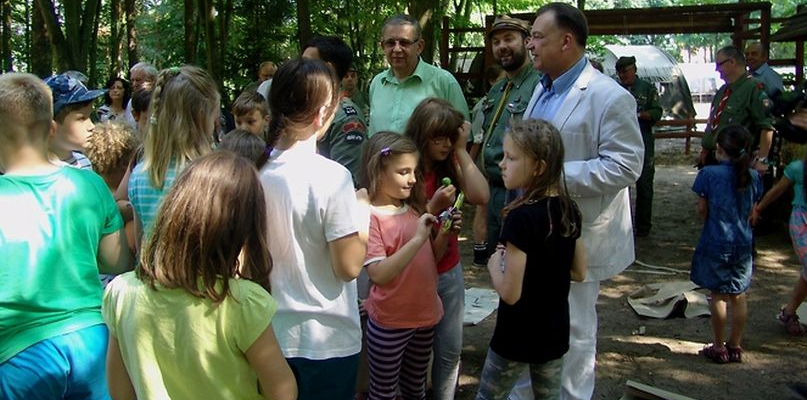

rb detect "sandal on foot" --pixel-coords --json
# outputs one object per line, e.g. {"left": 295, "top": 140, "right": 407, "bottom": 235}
{"left": 777, "top": 308, "right": 806, "bottom": 336}
{"left": 699, "top": 344, "right": 729, "bottom": 364}
{"left": 726, "top": 345, "right": 743, "bottom": 363}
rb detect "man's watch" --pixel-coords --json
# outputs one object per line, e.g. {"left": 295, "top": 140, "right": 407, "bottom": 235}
{"left": 755, "top": 156, "right": 769, "bottom": 165}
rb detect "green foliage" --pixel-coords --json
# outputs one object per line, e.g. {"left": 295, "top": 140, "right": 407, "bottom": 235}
{"left": 137, "top": 0, "right": 186, "bottom": 69}
{"left": 4, "top": 0, "right": 807, "bottom": 98}
{"left": 5, "top": 1, "right": 29, "bottom": 72}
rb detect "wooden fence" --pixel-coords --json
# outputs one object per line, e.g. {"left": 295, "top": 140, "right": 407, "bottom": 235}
{"left": 653, "top": 119, "right": 709, "bottom": 155}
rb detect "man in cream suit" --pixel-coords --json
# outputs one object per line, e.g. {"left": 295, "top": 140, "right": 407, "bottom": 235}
{"left": 525, "top": 3, "right": 643, "bottom": 399}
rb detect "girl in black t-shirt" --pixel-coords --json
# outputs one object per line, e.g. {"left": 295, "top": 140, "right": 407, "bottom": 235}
{"left": 476, "top": 119, "right": 587, "bottom": 400}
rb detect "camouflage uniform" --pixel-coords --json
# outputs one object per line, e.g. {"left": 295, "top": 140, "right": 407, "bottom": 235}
{"left": 318, "top": 97, "right": 367, "bottom": 187}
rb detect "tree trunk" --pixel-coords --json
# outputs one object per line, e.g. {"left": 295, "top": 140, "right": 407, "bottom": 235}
{"left": 1, "top": 0, "right": 11, "bottom": 72}
{"left": 577, "top": 0, "right": 585, "bottom": 10}
{"left": 125, "top": 0, "right": 138, "bottom": 69}
{"left": 36, "top": 0, "right": 71, "bottom": 71}
{"left": 88, "top": 0, "right": 102, "bottom": 86}
{"left": 110, "top": 0, "right": 123, "bottom": 77}
{"left": 30, "top": 0, "right": 51, "bottom": 76}
{"left": 297, "top": 0, "right": 311, "bottom": 51}
{"left": 409, "top": 0, "right": 446, "bottom": 64}
{"left": 35, "top": 0, "right": 101, "bottom": 73}
{"left": 199, "top": 0, "right": 219, "bottom": 83}
{"left": 218, "top": 0, "right": 233, "bottom": 102}
{"left": 184, "top": 0, "right": 195, "bottom": 63}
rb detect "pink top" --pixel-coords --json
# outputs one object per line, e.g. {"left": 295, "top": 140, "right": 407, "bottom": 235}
{"left": 364, "top": 205, "right": 444, "bottom": 328}
{"left": 423, "top": 170, "right": 461, "bottom": 274}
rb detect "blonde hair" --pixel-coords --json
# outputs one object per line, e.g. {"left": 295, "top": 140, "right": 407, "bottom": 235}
{"left": 0, "top": 73, "right": 52, "bottom": 147}
{"left": 143, "top": 66, "right": 219, "bottom": 189}
{"left": 85, "top": 121, "right": 140, "bottom": 177}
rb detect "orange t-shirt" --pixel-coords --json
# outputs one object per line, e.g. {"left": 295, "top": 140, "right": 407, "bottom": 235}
{"left": 364, "top": 205, "right": 444, "bottom": 328}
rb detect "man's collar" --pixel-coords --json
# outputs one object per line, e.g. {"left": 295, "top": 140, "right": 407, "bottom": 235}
{"left": 751, "top": 62, "right": 771, "bottom": 75}
{"left": 541, "top": 56, "right": 587, "bottom": 93}
{"left": 728, "top": 73, "right": 750, "bottom": 87}
{"left": 382, "top": 58, "right": 424, "bottom": 83}
{"left": 507, "top": 63, "right": 536, "bottom": 88}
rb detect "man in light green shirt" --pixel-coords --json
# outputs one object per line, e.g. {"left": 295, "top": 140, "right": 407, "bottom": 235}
{"left": 368, "top": 15, "right": 469, "bottom": 136}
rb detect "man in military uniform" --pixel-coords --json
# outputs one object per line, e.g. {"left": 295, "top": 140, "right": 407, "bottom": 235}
{"left": 616, "top": 56, "right": 662, "bottom": 237}
{"left": 303, "top": 36, "right": 367, "bottom": 187}
{"left": 341, "top": 65, "right": 370, "bottom": 120}
{"left": 702, "top": 45, "right": 774, "bottom": 174}
{"left": 476, "top": 15, "right": 541, "bottom": 258}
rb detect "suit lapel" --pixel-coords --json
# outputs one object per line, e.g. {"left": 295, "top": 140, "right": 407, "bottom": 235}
{"left": 525, "top": 82, "right": 545, "bottom": 120}
{"left": 551, "top": 63, "right": 594, "bottom": 131}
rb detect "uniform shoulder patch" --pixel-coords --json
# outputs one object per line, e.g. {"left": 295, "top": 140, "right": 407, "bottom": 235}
{"left": 341, "top": 120, "right": 366, "bottom": 144}
{"left": 342, "top": 104, "right": 358, "bottom": 116}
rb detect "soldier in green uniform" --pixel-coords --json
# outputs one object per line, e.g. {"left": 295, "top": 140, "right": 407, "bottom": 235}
{"left": 616, "top": 56, "right": 662, "bottom": 236}
{"left": 475, "top": 15, "right": 541, "bottom": 260}
{"left": 342, "top": 65, "right": 370, "bottom": 120}
{"left": 319, "top": 98, "right": 367, "bottom": 187}
{"left": 701, "top": 45, "right": 774, "bottom": 174}
{"left": 303, "top": 36, "right": 367, "bottom": 187}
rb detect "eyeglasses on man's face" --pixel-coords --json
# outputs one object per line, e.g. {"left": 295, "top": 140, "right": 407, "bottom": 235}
{"left": 381, "top": 38, "right": 418, "bottom": 49}
{"left": 715, "top": 58, "right": 732, "bottom": 69}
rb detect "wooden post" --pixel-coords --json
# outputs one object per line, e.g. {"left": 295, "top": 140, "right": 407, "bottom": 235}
{"left": 440, "top": 16, "right": 449, "bottom": 70}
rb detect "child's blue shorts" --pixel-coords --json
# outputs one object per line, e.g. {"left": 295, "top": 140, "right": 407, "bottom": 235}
{"left": 0, "top": 324, "right": 110, "bottom": 400}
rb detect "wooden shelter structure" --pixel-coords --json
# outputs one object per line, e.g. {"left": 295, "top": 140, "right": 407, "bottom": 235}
{"left": 439, "top": 2, "right": 806, "bottom": 154}
{"left": 441, "top": 2, "right": 805, "bottom": 90}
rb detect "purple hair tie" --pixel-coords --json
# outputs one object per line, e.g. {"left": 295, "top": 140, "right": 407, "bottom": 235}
{"left": 380, "top": 147, "right": 391, "bottom": 156}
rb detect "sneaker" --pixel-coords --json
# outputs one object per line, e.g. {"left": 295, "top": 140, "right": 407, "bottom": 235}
{"left": 778, "top": 308, "right": 806, "bottom": 336}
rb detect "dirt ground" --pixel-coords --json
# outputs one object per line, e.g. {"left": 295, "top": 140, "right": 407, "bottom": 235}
{"left": 453, "top": 138, "right": 807, "bottom": 400}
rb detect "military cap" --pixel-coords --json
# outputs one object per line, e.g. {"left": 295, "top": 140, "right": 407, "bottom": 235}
{"left": 488, "top": 15, "right": 531, "bottom": 39}
{"left": 615, "top": 56, "right": 637, "bottom": 71}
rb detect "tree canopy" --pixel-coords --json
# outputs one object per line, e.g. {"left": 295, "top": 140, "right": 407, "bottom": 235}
{"left": 0, "top": 0, "right": 801, "bottom": 103}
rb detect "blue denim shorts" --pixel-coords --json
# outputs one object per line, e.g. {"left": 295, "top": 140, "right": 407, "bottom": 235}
{"left": 691, "top": 242, "right": 753, "bottom": 294}
{"left": 0, "top": 324, "right": 110, "bottom": 400}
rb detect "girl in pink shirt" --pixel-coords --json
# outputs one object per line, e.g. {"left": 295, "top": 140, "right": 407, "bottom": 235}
{"left": 361, "top": 132, "right": 460, "bottom": 400}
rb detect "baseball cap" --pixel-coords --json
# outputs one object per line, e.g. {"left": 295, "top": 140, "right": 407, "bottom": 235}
{"left": 615, "top": 56, "right": 637, "bottom": 71}
{"left": 44, "top": 74, "right": 106, "bottom": 116}
{"left": 488, "top": 15, "right": 531, "bottom": 39}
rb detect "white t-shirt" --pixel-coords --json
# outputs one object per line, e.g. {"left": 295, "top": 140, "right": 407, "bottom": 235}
{"left": 260, "top": 136, "right": 362, "bottom": 359}
{"left": 257, "top": 79, "right": 272, "bottom": 101}
{"left": 124, "top": 99, "right": 137, "bottom": 128}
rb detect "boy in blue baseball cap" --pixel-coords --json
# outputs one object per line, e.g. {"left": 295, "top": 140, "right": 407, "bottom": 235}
{"left": 44, "top": 73, "right": 106, "bottom": 170}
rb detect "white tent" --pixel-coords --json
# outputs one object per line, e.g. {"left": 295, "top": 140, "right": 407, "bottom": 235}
{"left": 601, "top": 45, "right": 697, "bottom": 120}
